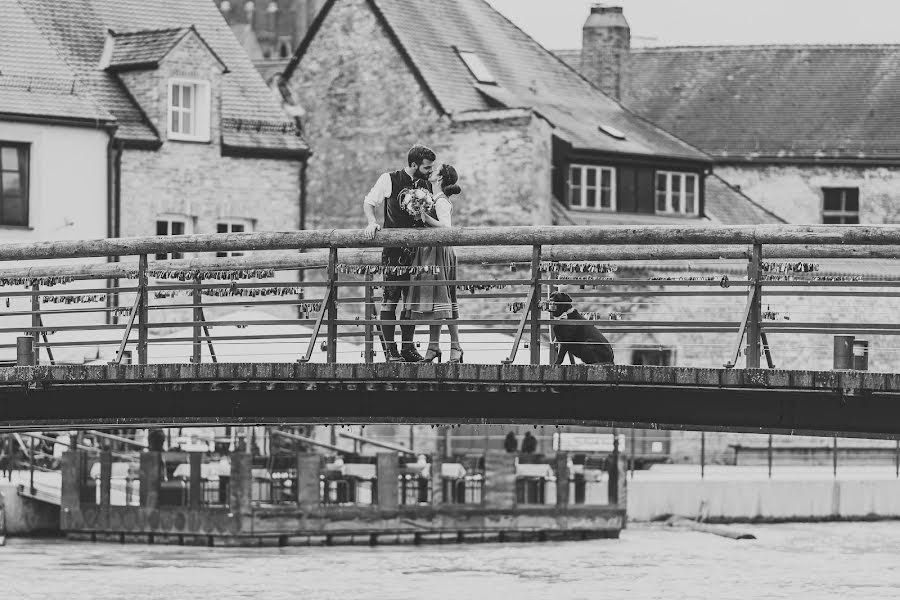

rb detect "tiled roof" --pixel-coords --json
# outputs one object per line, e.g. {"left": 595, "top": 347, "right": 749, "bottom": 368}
{"left": 296, "top": 0, "right": 708, "bottom": 163}
{"left": 704, "top": 174, "right": 785, "bottom": 225}
{"left": 0, "top": 0, "right": 112, "bottom": 123}
{"left": 11, "top": 0, "right": 304, "bottom": 153}
{"left": 623, "top": 45, "right": 900, "bottom": 161}
{"left": 106, "top": 27, "right": 220, "bottom": 71}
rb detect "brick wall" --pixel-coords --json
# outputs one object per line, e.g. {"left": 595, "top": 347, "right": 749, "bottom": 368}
{"left": 716, "top": 164, "right": 900, "bottom": 224}
{"left": 116, "top": 30, "right": 302, "bottom": 324}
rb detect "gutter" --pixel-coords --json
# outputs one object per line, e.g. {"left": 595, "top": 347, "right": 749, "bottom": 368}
{"left": 0, "top": 113, "right": 116, "bottom": 130}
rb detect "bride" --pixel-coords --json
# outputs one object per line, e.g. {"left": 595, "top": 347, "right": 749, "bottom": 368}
{"left": 405, "top": 164, "right": 464, "bottom": 364}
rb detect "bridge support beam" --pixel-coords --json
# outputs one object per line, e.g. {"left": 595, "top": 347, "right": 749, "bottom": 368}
{"left": 139, "top": 452, "right": 161, "bottom": 509}
{"left": 376, "top": 452, "right": 399, "bottom": 510}
{"left": 555, "top": 452, "right": 569, "bottom": 508}
{"left": 430, "top": 452, "right": 443, "bottom": 506}
{"left": 484, "top": 450, "right": 516, "bottom": 509}
{"left": 99, "top": 450, "right": 111, "bottom": 508}
{"left": 296, "top": 452, "right": 321, "bottom": 508}
{"left": 229, "top": 453, "right": 252, "bottom": 517}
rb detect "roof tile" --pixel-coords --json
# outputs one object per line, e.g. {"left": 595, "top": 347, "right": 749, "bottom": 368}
{"left": 367, "top": 0, "right": 708, "bottom": 162}
{"left": 10, "top": 0, "right": 304, "bottom": 152}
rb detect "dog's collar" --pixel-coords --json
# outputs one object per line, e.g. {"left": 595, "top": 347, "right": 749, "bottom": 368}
{"left": 561, "top": 307, "right": 577, "bottom": 318}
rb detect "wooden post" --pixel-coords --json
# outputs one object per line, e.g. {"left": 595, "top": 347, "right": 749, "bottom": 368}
{"left": 555, "top": 452, "right": 569, "bottom": 508}
{"left": 364, "top": 273, "right": 374, "bottom": 363}
{"left": 29, "top": 435, "right": 35, "bottom": 496}
{"left": 139, "top": 451, "right": 161, "bottom": 509}
{"left": 31, "top": 283, "right": 40, "bottom": 365}
{"left": 326, "top": 247, "right": 338, "bottom": 363}
{"left": 895, "top": 440, "right": 899, "bottom": 478}
{"left": 608, "top": 434, "right": 619, "bottom": 506}
{"left": 630, "top": 428, "right": 636, "bottom": 479}
{"left": 137, "top": 254, "right": 148, "bottom": 364}
{"left": 530, "top": 245, "right": 541, "bottom": 365}
{"left": 189, "top": 451, "right": 202, "bottom": 509}
{"left": 376, "top": 452, "right": 400, "bottom": 510}
{"left": 192, "top": 277, "right": 202, "bottom": 364}
{"left": 296, "top": 453, "right": 321, "bottom": 507}
{"left": 16, "top": 337, "right": 34, "bottom": 366}
{"left": 99, "top": 450, "right": 112, "bottom": 507}
{"left": 746, "top": 243, "right": 762, "bottom": 369}
{"left": 229, "top": 453, "right": 252, "bottom": 516}
{"left": 700, "top": 431, "right": 706, "bottom": 479}
{"left": 833, "top": 437, "right": 838, "bottom": 478}
{"left": 483, "top": 450, "right": 515, "bottom": 509}
{"left": 430, "top": 452, "right": 443, "bottom": 506}
{"left": 768, "top": 434, "right": 773, "bottom": 479}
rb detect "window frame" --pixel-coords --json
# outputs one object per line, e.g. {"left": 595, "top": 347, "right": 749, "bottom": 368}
{"left": 655, "top": 171, "right": 700, "bottom": 216}
{"left": 0, "top": 142, "right": 30, "bottom": 227}
{"left": 822, "top": 187, "right": 860, "bottom": 224}
{"left": 567, "top": 164, "right": 616, "bottom": 212}
{"left": 167, "top": 78, "right": 212, "bottom": 143}
{"left": 631, "top": 349, "right": 674, "bottom": 366}
{"left": 455, "top": 48, "right": 497, "bottom": 85}
{"left": 216, "top": 219, "right": 253, "bottom": 258}
{"left": 155, "top": 215, "right": 192, "bottom": 261}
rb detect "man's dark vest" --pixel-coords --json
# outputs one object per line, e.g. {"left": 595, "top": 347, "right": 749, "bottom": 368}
{"left": 383, "top": 170, "right": 432, "bottom": 230}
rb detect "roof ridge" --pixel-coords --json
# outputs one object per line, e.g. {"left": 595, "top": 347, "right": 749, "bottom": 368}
{"left": 111, "top": 26, "right": 190, "bottom": 37}
{"left": 631, "top": 43, "right": 900, "bottom": 52}
{"left": 472, "top": 0, "right": 709, "bottom": 161}
{"left": 708, "top": 173, "right": 786, "bottom": 224}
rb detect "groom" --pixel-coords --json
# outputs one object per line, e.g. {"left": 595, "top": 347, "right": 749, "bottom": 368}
{"left": 363, "top": 145, "right": 435, "bottom": 362}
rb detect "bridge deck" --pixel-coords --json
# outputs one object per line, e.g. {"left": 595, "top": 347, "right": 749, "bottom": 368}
{"left": 2, "top": 364, "right": 898, "bottom": 437}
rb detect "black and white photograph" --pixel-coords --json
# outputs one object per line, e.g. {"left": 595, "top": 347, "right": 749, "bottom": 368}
{"left": 2, "top": 0, "right": 900, "bottom": 597}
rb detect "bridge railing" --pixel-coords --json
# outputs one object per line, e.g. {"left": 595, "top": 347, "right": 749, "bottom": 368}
{"left": 2, "top": 225, "right": 900, "bottom": 370}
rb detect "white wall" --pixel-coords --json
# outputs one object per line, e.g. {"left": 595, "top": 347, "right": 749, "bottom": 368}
{"left": 0, "top": 121, "right": 108, "bottom": 245}
{"left": 0, "top": 121, "right": 110, "bottom": 363}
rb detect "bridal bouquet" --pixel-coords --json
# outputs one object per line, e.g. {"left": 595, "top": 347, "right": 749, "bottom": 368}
{"left": 398, "top": 187, "right": 435, "bottom": 221}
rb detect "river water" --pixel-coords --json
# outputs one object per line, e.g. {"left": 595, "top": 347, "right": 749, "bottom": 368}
{"left": 2, "top": 522, "right": 900, "bottom": 599}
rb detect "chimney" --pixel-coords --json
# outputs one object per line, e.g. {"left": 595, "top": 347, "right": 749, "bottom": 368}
{"left": 581, "top": 4, "right": 630, "bottom": 100}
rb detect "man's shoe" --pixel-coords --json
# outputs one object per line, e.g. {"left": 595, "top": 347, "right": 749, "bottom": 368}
{"left": 385, "top": 344, "right": 404, "bottom": 362}
{"left": 401, "top": 347, "right": 424, "bottom": 362}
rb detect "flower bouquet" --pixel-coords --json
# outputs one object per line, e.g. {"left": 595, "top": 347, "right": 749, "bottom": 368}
{"left": 398, "top": 187, "right": 435, "bottom": 221}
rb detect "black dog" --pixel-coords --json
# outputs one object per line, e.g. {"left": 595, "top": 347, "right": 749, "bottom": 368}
{"left": 548, "top": 291, "right": 615, "bottom": 365}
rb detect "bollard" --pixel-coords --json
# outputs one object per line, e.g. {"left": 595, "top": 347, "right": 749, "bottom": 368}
{"left": 852, "top": 340, "right": 869, "bottom": 371}
{"left": 16, "top": 337, "right": 34, "bottom": 366}
{"left": 833, "top": 335, "right": 854, "bottom": 370}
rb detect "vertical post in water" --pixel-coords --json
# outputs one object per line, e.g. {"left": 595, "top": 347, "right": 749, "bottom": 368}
{"left": 608, "top": 427, "right": 620, "bottom": 505}
{"left": 326, "top": 247, "right": 338, "bottom": 364}
{"left": 192, "top": 277, "right": 202, "bottom": 364}
{"left": 530, "top": 245, "right": 542, "bottom": 365}
{"left": 29, "top": 435, "right": 35, "bottom": 495}
{"left": 364, "top": 273, "right": 374, "bottom": 364}
{"left": 833, "top": 437, "right": 838, "bottom": 478}
{"left": 768, "top": 434, "right": 773, "bottom": 479}
{"left": 746, "top": 243, "right": 762, "bottom": 369}
{"left": 630, "top": 428, "right": 636, "bottom": 479}
{"left": 895, "top": 440, "right": 899, "bottom": 478}
{"left": 700, "top": 432, "right": 706, "bottom": 479}
{"left": 31, "top": 283, "right": 40, "bottom": 365}
{"left": 137, "top": 254, "right": 149, "bottom": 364}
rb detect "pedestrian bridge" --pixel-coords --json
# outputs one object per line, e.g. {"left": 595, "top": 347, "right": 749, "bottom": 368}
{"left": 2, "top": 224, "right": 900, "bottom": 437}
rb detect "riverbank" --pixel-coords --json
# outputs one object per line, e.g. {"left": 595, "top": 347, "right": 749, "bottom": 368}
{"left": 628, "top": 465, "right": 900, "bottom": 523}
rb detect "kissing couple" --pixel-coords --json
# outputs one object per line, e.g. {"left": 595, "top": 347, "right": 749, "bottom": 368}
{"left": 363, "top": 145, "right": 464, "bottom": 364}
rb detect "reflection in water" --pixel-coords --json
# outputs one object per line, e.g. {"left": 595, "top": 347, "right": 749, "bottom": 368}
{"left": 3, "top": 523, "right": 900, "bottom": 599}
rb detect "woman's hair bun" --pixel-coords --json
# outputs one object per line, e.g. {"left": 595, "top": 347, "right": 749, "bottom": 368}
{"left": 443, "top": 184, "right": 462, "bottom": 197}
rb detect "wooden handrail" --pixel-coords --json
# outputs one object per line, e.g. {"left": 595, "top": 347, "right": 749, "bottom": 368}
{"left": 3, "top": 225, "right": 900, "bottom": 261}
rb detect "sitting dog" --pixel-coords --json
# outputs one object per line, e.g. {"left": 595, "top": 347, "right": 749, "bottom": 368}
{"left": 548, "top": 291, "right": 615, "bottom": 365}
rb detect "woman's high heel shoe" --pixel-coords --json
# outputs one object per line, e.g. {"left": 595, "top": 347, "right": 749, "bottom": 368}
{"left": 449, "top": 347, "right": 464, "bottom": 364}
{"left": 423, "top": 348, "right": 442, "bottom": 363}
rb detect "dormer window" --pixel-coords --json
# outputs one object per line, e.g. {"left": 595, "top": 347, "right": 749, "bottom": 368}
{"left": 168, "top": 79, "right": 211, "bottom": 142}
{"left": 456, "top": 49, "right": 496, "bottom": 84}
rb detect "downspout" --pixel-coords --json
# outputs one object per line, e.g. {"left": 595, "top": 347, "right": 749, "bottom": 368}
{"left": 105, "top": 131, "right": 123, "bottom": 325}
{"left": 297, "top": 157, "right": 308, "bottom": 318}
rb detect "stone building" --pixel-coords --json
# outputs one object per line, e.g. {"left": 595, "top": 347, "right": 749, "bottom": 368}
{"left": 5, "top": 0, "right": 306, "bottom": 245}
{"left": 555, "top": 5, "right": 900, "bottom": 226}
{"left": 275, "top": 0, "right": 784, "bottom": 232}
{"left": 216, "top": 0, "right": 326, "bottom": 61}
